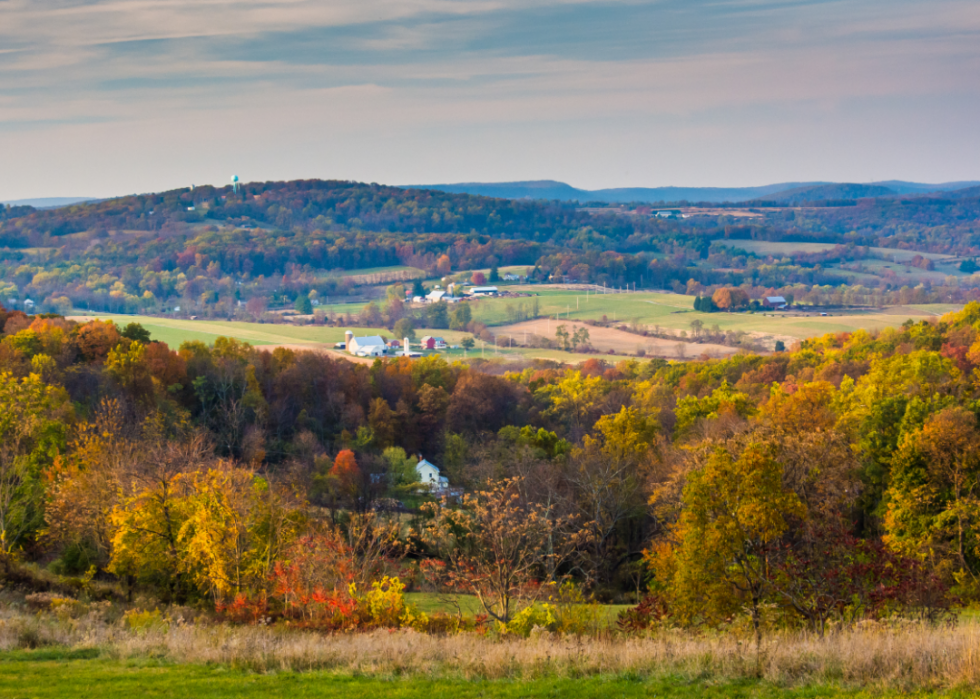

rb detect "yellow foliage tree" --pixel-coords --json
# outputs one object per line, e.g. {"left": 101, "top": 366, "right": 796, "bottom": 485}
{"left": 660, "top": 442, "right": 804, "bottom": 654}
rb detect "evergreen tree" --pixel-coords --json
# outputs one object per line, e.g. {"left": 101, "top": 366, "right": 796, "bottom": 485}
{"left": 294, "top": 295, "right": 313, "bottom": 314}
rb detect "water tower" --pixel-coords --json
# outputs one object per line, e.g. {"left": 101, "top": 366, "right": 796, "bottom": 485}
{"left": 231, "top": 175, "right": 240, "bottom": 194}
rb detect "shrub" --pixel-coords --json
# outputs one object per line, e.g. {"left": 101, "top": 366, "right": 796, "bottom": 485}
{"left": 505, "top": 603, "right": 557, "bottom": 637}
{"left": 124, "top": 608, "right": 168, "bottom": 635}
{"left": 617, "top": 595, "right": 671, "bottom": 633}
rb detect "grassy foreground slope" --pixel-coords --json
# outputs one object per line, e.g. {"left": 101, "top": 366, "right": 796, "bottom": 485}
{"left": 0, "top": 652, "right": 972, "bottom": 699}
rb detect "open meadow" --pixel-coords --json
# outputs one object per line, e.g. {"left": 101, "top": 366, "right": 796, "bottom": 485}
{"left": 468, "top": 287, "right": 959, "bottom": 341}
{"left": 70, "top": 290, "right": 964, "bottom": 364}
{"left": 713, "top": 240, "right": 959, "bottom": 263}
{"left": 9, "top": 651, "right": 970, "bottom": 699}
{"left": 2, "top": 599, "right": 980, "bottom": 699}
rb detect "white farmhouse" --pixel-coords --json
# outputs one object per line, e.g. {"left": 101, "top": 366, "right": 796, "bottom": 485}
{"left": 345, "top": 330, "right": 387, "bottom": 357}
{"left": 415, "top": 457, "right": 449, "bottom": 491}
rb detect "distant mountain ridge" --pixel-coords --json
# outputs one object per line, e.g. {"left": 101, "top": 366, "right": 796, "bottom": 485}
{"left": 753, "top": 183, "right": 899, "bottom": 204}
{"left": 2, "top": 197, "right": 96, "bottom": 209}
{"left": 406, "top": 179, "right": 980, "bottom": 204}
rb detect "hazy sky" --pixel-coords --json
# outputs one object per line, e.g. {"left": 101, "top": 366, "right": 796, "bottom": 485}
{"left": 2, "top": 0, "right": 979, "bottom": 199}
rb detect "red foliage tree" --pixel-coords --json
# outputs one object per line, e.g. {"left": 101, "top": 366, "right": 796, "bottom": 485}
{"left": 331, "top": 449, "right": 361, "bottom": 498}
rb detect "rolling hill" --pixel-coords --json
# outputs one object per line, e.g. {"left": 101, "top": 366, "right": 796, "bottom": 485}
{"left": 408, "top": 179, "right": 980, "bottom": 204}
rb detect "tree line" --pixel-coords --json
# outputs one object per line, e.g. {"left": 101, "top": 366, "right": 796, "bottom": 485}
{"left": 4, "top": 300, "right": 980, "bottom": 635}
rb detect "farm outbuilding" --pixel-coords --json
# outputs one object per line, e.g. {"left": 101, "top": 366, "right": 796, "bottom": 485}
{"left": 345, "top": 331, "right": 388, "bottom": 357}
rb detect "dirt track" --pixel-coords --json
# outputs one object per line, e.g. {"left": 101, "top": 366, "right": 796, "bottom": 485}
{"left": 496, "top": 319, "right": 739, "bottom": 359}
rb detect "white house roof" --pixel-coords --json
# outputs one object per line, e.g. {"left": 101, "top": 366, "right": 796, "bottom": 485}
{"left": 427, "top": 290, "right": 446, "bottom": 301}
{"left": 469, "top": 286, "right": 499, "bottom": 294}
{"left": 351, "top": 335, "right": 386, "bottom": 347}
{"left": 765, "top": 296, "right": 787, "bottom": 304}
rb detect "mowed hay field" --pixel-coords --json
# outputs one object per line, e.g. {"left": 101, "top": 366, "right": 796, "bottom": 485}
{"left": 716, "top": 240, "right": 959, "bottom": 262}
{"left": 67, "top": 314, "right": 476, "bottom": 353}
{"left": 498, "top": 318, "right": 739, "bottom": 359}
{"left": 68, "top": 294, "right": 964, "bottom": 364}
{"left": 67, "top": 313, "right": 646, "bottom": 363}
{"left": 470, "top": 288, "right": 960, "bottom": 341}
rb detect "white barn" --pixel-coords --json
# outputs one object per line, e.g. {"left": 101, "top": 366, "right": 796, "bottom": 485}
{"left": 415, "top": 457, "right": 449, "bottom": 491}
{"left": 345, "top": 331, "right": 387, "bottom": 357}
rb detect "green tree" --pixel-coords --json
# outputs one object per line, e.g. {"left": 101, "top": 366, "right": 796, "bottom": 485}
{"left": 555, "top": 324, "right": 571, "bottom": 351}
{"left": 393, "top": 317, "right": 415, "bottom": 341}
{"left": 294, "top": 295, "right": 313, "bottom": 315}
{"left": 0, "top": 372, "right": 71, "bottom": 554}
{"left": 425, "top": 301, "right": 449, "bottom": 329}
{"left": 120, "top": 322, "right": 152, "bottom": 344}
{"left": 449, "top": 303, "right": 472, "bottom": 331}
{"left": 572, "top": 326, "right": 590, "bottom": 348}
{"left": 382, "top": 447, "right": 420, "bottom": 493}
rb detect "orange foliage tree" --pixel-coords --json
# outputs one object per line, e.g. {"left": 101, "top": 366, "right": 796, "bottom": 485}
{"left": 330, "top": 449, "right": 361, "bottom": 499}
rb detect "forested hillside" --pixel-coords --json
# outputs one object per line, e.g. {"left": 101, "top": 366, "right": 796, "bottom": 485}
{"left": 3, "top": 300, "right": 980, "bottom": 627}
{"left": 3, "top": 179, "right": 980, "bottom": 317}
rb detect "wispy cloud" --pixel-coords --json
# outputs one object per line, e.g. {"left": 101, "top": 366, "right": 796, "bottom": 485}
{"left": 0, "top": 0, "right": 978, "bottom": 197}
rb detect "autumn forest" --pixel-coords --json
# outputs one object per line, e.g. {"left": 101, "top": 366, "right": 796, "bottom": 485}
{"left": 4, "top": 181, "right": 980, "bottom": 695}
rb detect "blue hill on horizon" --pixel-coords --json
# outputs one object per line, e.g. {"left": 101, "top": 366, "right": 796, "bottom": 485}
{"left": 406, "top": 179, "right": 980, "bottom": 204}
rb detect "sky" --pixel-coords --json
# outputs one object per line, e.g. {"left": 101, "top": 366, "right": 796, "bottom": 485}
{"left": 2, "top": 0, "right": 980, "bottom": 199}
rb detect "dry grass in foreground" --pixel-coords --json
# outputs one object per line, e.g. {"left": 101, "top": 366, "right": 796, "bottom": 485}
{"left": 1, "top": 602, "right": 979, "bottom": 692}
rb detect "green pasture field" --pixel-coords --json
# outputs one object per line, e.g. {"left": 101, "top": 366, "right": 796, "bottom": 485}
{"left": 322, "top": 265, "right": 428, "bottom": 283}
{"left": 851, "top": 259, "right": 961, "bottom": 284}
{"left": 468, "top": 289, "right": 691, "bottom": 326}
{"left": 450, "top": 265, "right": 532, "bottom": 282}
{"left": 0, "top": 650, "right": 970, "bottom": 699}
{"left": 71, "top": 292, "right": 963, "bottom": 363}
{"left": 403, "top": 592, "right": 632, "bottom": 627}
{"left": 333, "top": 265, "right": 427, "bottom": 278}
{"left": 68, "top": 313, "right": 476, "bottom": 352}
{"left": 67, "top": 312, "right": 643, "bottom": 363}
{"left": 714, "top": 240, "right": 959, "bottom": 263}
{"left": 470, "top": 289, "right": 959, "bottom": 340}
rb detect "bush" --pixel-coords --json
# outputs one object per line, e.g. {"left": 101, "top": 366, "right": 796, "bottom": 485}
{"left": 124, "top": 608, "right": 168, "bottom": 635}
{"left": 16, "top": 624, "right": 55, "bottom": 650}
{"left": 617, "top": 595, "right": 671, "bottom": 633}
{"left": 505, "top": 604, "right": 557, "bottom": 637}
